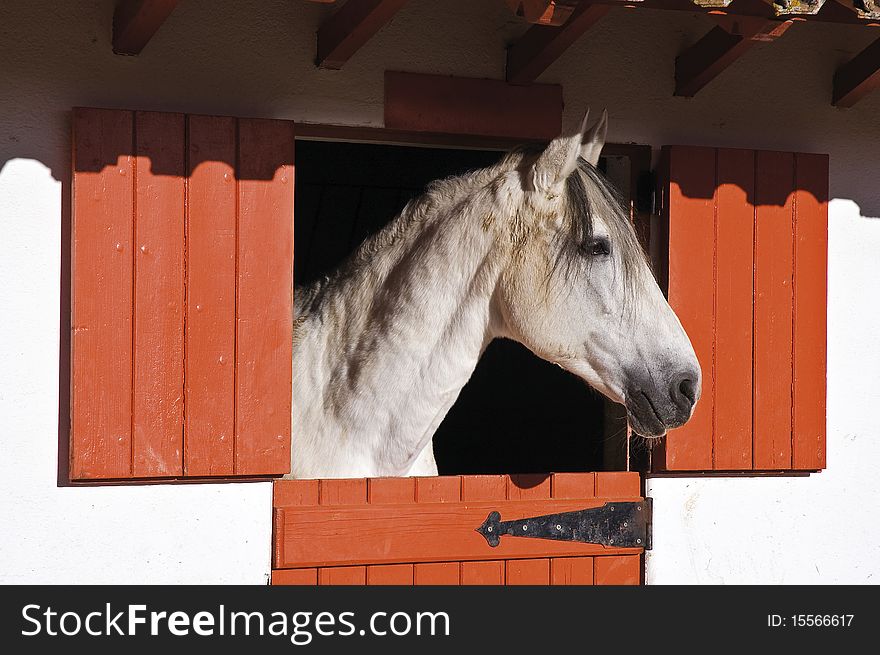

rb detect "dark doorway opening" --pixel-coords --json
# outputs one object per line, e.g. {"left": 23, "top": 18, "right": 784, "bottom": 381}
{"left": 294, "top": 139, "right": 629, "bottom": 474}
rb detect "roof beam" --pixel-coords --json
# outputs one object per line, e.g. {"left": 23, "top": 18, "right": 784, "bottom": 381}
{"left": 504, "top": 1, "right": 584, "bottom": 26}
{"left": 833, "top": 36, "right": 880, "bottom": 106}
{"left": 317, "top": 0, "right": 409, "bottom": 70}
{"left": 506, "top": 2, "right": 610, "bottom": 84}
{"left": 674, "top": 18, "right": 795, "bottom": 97}
{"left": 112, "top": 0, "right": 179, "bottom": 55}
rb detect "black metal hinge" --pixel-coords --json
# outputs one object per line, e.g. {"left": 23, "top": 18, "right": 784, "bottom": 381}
{"left": 476, "top": 499, "right": 652, "bottom": 550}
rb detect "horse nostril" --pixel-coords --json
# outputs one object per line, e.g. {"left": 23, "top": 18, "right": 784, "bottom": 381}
{"left": 677, "top": 377, "right": 697, "bottom": 405}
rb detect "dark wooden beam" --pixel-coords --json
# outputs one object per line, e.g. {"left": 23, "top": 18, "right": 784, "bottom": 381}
{"left": 833, "top": 36, "right": 880, "bottom": 106}
{"left": 112, "top": 0, "right": 179, "bottom": 55}
{"left": 507, "top": 3, "right": 610, "bottom": 84}
{"left": 384, "top": 71, "right": 563, "bottom": 141}
{"left": 317, "top": 0, "right": 409, "bottom": 70}
{"left": 504, "top": 0, "right": 584, "bottom": 26}
{"left": 674, "top": 19, "right": 794, "bottom": 97}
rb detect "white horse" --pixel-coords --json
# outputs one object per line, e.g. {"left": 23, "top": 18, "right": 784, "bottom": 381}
{"left": 290, "top": 110, "right": 700, "bottom": 479}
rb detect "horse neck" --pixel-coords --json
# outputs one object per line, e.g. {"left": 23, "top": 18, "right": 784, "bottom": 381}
{"left": 293, "top": 188, "right": 508, "bottom": 478}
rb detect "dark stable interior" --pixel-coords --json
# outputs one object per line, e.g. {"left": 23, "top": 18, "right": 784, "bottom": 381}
{"left": 294, "top": 139, "right": 617, "bottom": 474}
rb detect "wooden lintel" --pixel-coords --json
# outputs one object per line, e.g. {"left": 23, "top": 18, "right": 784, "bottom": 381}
{"left": 112, "top": 0, "right": 179, "bottom": 55}
{"left": 506, "top": 3, "right": 610, "bottom": 84}
{"left": 833, "top": 36, "right": 880, "bottom": 106}
{"left": 674, "top": 20, "right": 794, "bottom": 97}
{"left": 317, "top": 0, "right": 409, "bottom": 70}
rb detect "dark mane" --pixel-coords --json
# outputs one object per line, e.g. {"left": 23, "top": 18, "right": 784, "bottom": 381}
{"left": 556, "top": 158, "right": 651, "bottom": 302}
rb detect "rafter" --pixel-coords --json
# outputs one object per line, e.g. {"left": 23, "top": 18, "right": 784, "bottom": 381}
{"left": 506, "top": 2, "right": 610, "bottom": 84}
{"left": 504, "top": 1, "right": 584, "bottom": 26}
{"left": 317, "top": 0, "right": 409, "bottom": 70}
{"left": 674, "top": 18, "right": 795, "bottom": 97}
{"left": 833, "top": 36, "right": 880, "bottom": 106}
{"left": 112, "top": 0, "right": 179, "bottom": 55}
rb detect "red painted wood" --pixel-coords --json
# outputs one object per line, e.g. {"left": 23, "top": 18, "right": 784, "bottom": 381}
{"left": 551, "top": 557, "right": 594, "bottom": 584}
{"left": 184, "top": 115, "right": 237, "bottom": 476}
{"left": 713, "top": 148, "right": 755, "bottom": 470}
{"left": 384, "top": 71, "right": 563, "bottom": 141}
{"left": 413, "top": 562, "right": 461, "bottom": 585}
{"left": 71, "top": 108, "right": 134, "bottom": 480}
{"left": 235, "top": 118, "right": 295, "bottom": 476}
{"left": 662, "top": 146, "right": 716, "bottom": 470}
{"left": 506, "top": 559, "right": 550, "bottom": 585}
{"left": 273, "top": 479, "right": 319, "bottom": 579}
{"left": 415, "top": 477, "right": 461, "bottom": 584}
{"left": 319, "top": 567, "right": 367, "bottom": 585}
{"left": 113, "top": 0, "right": 180, "bottom": 55}
{"left": 506, "top": 475, "right": 550, "bottom": 582}
{"left": 594, "top": 554, "right": 641, "bottom": 585}
{"left": 595, "top": 471, "right": 640, "bottom": 498}
{"left": 272, "top": 569, "right": 317, "bottom": 585}
{"left": 461, "top": 476, "right": 507, "bottom": 584}
{"left": 551, "top": 472, "right": 596, "bottom": 499}
{"left": 132, "top": 110, "right": 185, "bottom": 477}
{"left": 550, "top": 473, "right": 597, "bottom": 585}
{"left": 367, "top": 565, "right": 414, "bottom": 585}
{"left": 276, "top": 497, "right": 641, "bottom": 569}
{"left": 318, "top": 479, "right": 367, "bottom": 585}
{"left": 792, "top": 153, "right": 828, "bottom": 470}
{"left": 317, "top": 0, "right": 409, "bottom": 69}
{"left": 367, "top": 478, "right": 415, "bottom": 584}
{"left": 274, "top": 479, "right": 320, "bottom": 508}
{"left": 754, "top": 150, "right": 795, "bottom": 469}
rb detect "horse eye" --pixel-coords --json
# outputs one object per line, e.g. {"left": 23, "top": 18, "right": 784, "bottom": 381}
{"left": 584, "top": 238, "right": 611, "bottom": 257}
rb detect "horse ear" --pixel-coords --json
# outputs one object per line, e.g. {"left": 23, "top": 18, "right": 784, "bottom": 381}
{"left": 579, "top": 108, "right": 608, "bottom": 167}
{"left": 529, "top": 110, "right": 592, "bottom": 193}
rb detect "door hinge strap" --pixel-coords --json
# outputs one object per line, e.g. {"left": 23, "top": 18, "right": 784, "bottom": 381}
{"left": 476, "top": 498, "right": 652, "bottom": 550}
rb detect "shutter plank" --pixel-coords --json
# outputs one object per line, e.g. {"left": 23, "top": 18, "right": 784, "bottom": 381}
{"left": 754, "top": 151, "right": 795, "bottom": 469}
{"left": 235, "top": 118, "right": 295, "bottom": 475}
{"left": 792, "top": 153, "right": 828, "bottom": 470}
{"left": 367, "top": 478, "right": 415, "bottom": 585}
{"left": 184, "top": 115, "right": 237, "bottom": 476}
{"left": 132, "top": 111, "right": 185, "bottom": 477}
{"left": 506, "top": 475, "right": 551, "bottom": 583}
{"left": 594, "top": 554, "right": 641, "bottom": 585}
{"left": 551, "top": 473, "right": 596, "bottom": 585}
{"left": 71, "top": 108, "right": 134, "bottom": 479}
{"left": 461, "top": 476, "right": 507, "bottom": 585}
{"left": 663, "top": 146, "right": 716, "bottom": 470}
{"left": 318, "top": 479, "right": 367, "bottom": 585}
{"left": 713, "top": 148, "right": 755, "bottom": 470}
{"left": 415, "top": 476, "right": 462, "bottom": 585}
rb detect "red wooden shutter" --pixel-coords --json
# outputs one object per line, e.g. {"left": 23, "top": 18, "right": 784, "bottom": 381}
{"left": 272, "top": 473, "right": 643, "bottom": 586}
{"left": 654, "top": 146, "right": 827, "bottom": 472}
{"left": 70, "top": 108, "right": 294, "bottom": 480}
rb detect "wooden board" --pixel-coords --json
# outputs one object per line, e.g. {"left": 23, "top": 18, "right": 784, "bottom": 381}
{"left": 663, "top": 146, "right": 716, "bottom": 470}
{"left": 72, "top": 108, "right": 135, "bottom": 479}
{"left": 658, "top": 145, "right": 828, "bottom": 472}
{"left": 132, "top": 110, "right": 185, "bottom": 477}
{"left": 71, "top": 108, "right": 295, "bottom": 480}
{"left": 273, "top": 473, "right": 644, "bottom": 585}
{"left": 184, "top": 114, "right": 237, "bottom": 476}
{"left": 384, "top": 71, "right": 563, "bottom": 141}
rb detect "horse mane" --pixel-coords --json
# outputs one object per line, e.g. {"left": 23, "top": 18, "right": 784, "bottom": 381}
{"left": 294, "top": 148, "right": 650, "bottom": 320}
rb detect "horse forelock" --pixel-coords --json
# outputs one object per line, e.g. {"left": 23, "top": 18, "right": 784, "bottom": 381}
{"left": 556, "top": 159, "right": 652, "bottom": 305}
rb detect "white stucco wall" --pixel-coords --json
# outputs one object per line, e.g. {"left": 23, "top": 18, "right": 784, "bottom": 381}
{"left": 1, "top": 0, "right": 878, "bottom": 583}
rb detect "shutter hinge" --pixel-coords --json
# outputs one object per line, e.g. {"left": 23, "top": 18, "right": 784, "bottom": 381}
{"left": 476, "top": 498, "right": 652, "bottom": 550}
